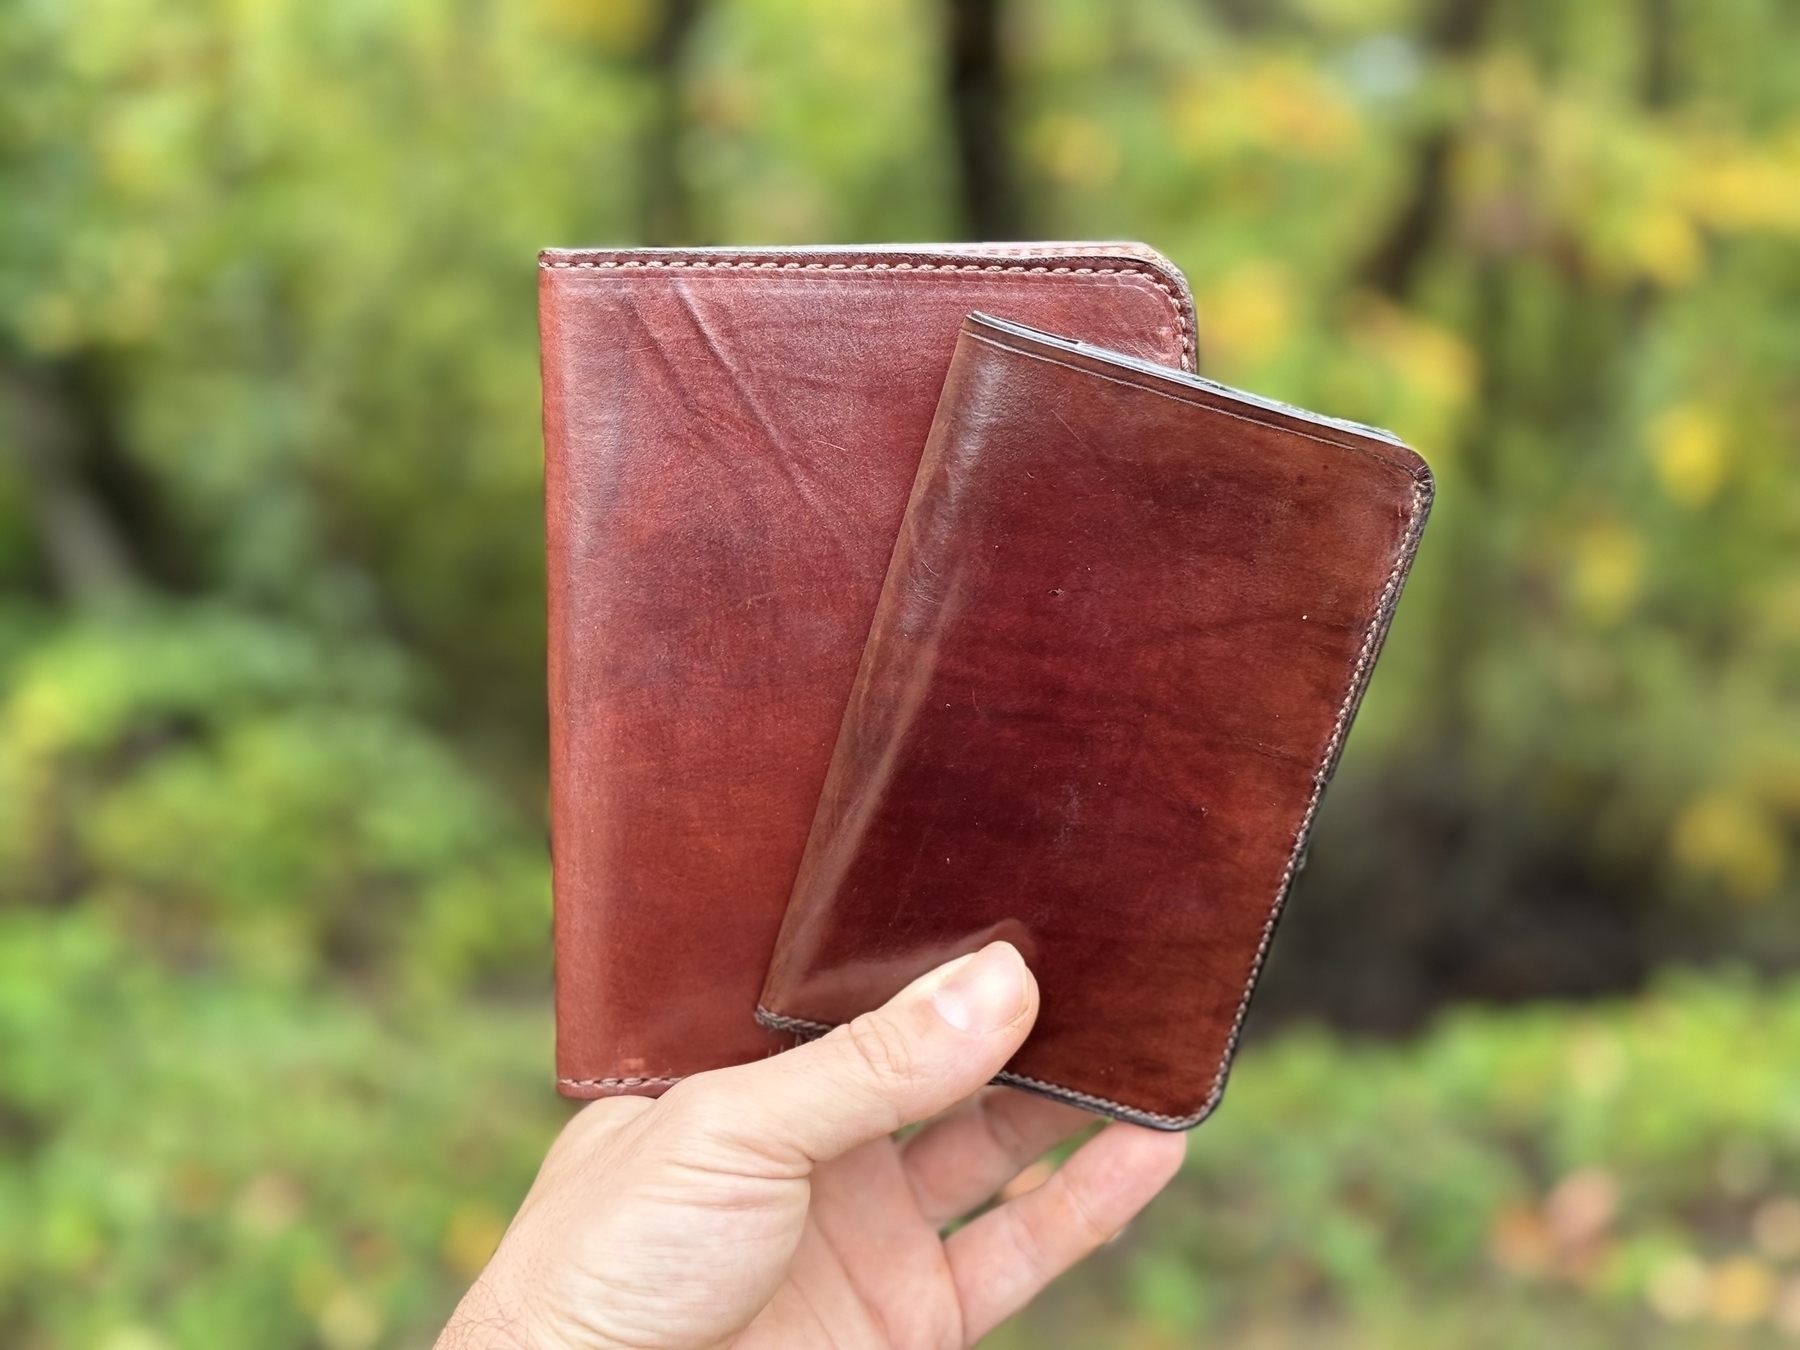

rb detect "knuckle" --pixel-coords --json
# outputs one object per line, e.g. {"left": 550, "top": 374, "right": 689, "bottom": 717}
{"left": 978, "top": 1093, "right": 1030, "bottom": 1162}
{"left": 841, "top": 1011, "right": 921, "bottom": 1091}
{"left": 654, "top": 1082, "right": 781, "bottom": 1168}
{"left": 657, "top": 1079, "right": 730, "bottom": 1135}
{"left": 1058, "top": 1177, "right": 1116, "bottom": 1248}
{"left": 1003, "top": 1203, "right": 1057, "bottom": 1280}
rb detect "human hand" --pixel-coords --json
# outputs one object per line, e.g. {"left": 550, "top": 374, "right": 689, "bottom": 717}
{"left": 437, "top": 941, "right": 1187, "bottom": 1348}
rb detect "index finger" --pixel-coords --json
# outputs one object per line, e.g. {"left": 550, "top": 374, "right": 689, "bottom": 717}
{"left": 899, "top": 1087, "right": 1095, "bottom": 1225}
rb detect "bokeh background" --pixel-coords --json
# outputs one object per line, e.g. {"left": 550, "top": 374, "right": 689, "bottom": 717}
{"left": 3, "top": 0, "right": 1800, "bottom": 1344}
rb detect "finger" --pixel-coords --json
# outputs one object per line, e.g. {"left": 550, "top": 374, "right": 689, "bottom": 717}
{"left": 664, "top": 942, "right": 1039, "bottom": 1169}
{"left": 899, "top": 1087, "right": 1095, "bottom": 1225}
{"left": 945, "top": 1121, "right": 1187, "bottom": 1341}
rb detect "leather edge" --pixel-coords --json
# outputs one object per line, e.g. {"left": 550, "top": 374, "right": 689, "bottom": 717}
{"left": 536, "top": 244, "right": 1199, "bottom": 373}
{"left": 754, "top": 1007, "right": 1204, "bottom": 1131}
{"left": 960, "top": 312, "right": 1429, "bottom": 480}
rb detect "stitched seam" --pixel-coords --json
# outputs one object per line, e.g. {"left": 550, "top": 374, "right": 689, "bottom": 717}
{"left": 756, "top": 1008, "right": 832, "bottom": 1037}
{"left": 994, "top": 1071, "right": 1199, "bottom": 1129}
{"left": 757, "top": 479, "right": 1430, "bottom": 1131}
{"left": 558, "top": 1075, "right": 683, "bottom": 1089}
{"left": 539, "top": 255, "right": 1195, "bottom": 371}
{"left": 1194, "top": 474, "right": 1435, "bottom": 1119}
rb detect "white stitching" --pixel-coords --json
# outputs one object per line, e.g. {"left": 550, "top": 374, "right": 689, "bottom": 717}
{"left": 538, "top": 253, "right": 1196, "bottom": 371}
{"left": 995, "top": 1071, "right": 1199, "bottom": 1129}
{"left": 558, "top": 1075, "right": 682, "bottom": 1090}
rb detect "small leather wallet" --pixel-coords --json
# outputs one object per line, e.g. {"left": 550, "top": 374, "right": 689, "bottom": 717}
{"left": 542, "top": 246, "right": 1196, "bottom": 1099}
{"left": 758, "top": 314, "right": 1433, "bottom": 1128}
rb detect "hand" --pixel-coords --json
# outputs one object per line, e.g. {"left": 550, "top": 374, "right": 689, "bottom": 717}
{"left": 437, "top": 941, "right": 1186, "bottom": 1348}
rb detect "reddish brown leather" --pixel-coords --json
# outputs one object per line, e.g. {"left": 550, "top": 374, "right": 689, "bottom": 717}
{"left": 542, "top": 246, "right": 1196, "bottom": 1099}
{"left": 757, "top": 314, "right": 1432, "bottom": 1128}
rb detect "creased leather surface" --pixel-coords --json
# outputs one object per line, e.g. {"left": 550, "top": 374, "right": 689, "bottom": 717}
{"left": 758, "top": 314, "right": 1432, "bottom": 1128}
{"left": 543, "top": 246, "right": 1196, "bottom": 1098}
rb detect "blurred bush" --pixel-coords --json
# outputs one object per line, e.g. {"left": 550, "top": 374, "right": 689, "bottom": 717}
{"left": 997, "top": 974, "right": 1800, "bottom": 1347}
{"left": 0, "top": 609, "right": 556, "bottom": 1342}
{"left": 0, "top": 610, "right": 548, "bottom": 993}
{"left": 2, "top": 0, "right": 1799, "bottom": 1343}
{"left": 0, "top": 907, "right": 562, "bottom": 1347}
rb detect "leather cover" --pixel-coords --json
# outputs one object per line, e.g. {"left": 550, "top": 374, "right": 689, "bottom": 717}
{"left": 543, "top": 246, "right": 1196, "bottom": 1099}
{"left": 757, "top": 314, "right": 1433, "bottom": 1129}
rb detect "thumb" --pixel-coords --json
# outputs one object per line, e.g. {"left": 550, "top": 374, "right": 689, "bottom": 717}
{"left": 669, "top": 942, "right": 1038, "bottom": 1167}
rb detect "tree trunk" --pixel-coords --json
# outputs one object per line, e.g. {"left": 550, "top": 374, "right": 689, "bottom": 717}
{"left": 1356, "top": 0, "right": 1497, "bottom": 299}
{"left": 0, "top": 361, "right": 137, "bottom": 607}
{"left": 946, "top": 0, "right": 1021, "bottom": 240}
{"left": 639, "top": 0, "right": 705, "bottom": 246}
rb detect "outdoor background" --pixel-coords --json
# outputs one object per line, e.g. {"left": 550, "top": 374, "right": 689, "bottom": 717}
{"left": 3, "top": 0, "right": 1800, "bottom": 1344}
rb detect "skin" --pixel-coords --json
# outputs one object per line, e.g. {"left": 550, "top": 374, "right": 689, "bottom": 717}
{"left": 437, "top": 941, "right": 1187, "bottom": 1349}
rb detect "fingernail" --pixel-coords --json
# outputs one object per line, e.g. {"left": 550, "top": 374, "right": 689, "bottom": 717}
{"left": 932, "top": 943, "right": 1027, "bottom": 1034}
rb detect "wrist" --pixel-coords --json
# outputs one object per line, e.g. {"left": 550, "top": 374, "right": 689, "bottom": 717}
{"left": 435, "top": 1272, "right": 546, "bottom": 1350}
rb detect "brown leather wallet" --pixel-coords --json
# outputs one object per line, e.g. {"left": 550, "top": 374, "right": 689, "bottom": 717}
{"left": 542, "top": 246, "right": 1196, "bottom": 1098}
{"left": 757, "top": 314, "right": 1433, "bottom": 1128}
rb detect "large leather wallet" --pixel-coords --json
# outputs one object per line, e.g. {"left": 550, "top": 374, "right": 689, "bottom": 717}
{"left": 542, "top": 246, "right": 1196, "bottom": 1098}
{"left": 757, "top": 314, "right": 1433, "bottom": 1128}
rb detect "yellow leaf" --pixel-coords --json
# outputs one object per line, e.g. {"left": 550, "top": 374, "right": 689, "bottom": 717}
{"left": 442, "top": 1201, "right": 509, "bottom": 1281}
{"left": 1687, "top": 153, "right": 1800, "bottom": 234}
{"left": 1569, "top": 521, "right": 1644, "bottom": 625}
{"left": 1671, "top": 794, "right": 1785, "bottom": 901}
{"left": 1201, "top": 261, "right": 1295, "bottom": 370}
{"left": 1168, "top": 61, "right": 1361, "bottom": 164}
{"left": 1710, "top": 1256, "right": 1776, "bottom": 1326}
{"left": 1028, "top": 115, "right": 1120, "bottom": 189}
{"left": 1648, "top": 1255, "right": 1711, "bottom": 1321}
{"left": 1353, "top": 298, "right": 1478, "bottom": 408}
{"left": 318, "top": 1289, "right": 384, "bottom": 1350}
{"left": 1476, "top": 50, "right": 1540, "bottom": 124}
{"left": 531, "top": 0, "right": 654, "bottom": 52}
{"left": 98, "top": 1330, "right": 168, "bottom": 1350}
{"left": 1647, "top": 404, "right": 1727, "bottom": 507}
{"left": 1564, "top": 1026, "right": 1626, "bottom": 1098}
{"left": 1632, "top": 209, "right": 1704, "bottom": 287}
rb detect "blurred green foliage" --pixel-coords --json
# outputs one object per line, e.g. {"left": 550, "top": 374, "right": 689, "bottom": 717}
{"left": 0, "top": 908, "right": 562, "bottom": 1347}
{"left": 999, "top": 974, "right": 1800, "bottom": 1346}
{"left": 1, "top": 0, "right": 1798, "bottom": 1343}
